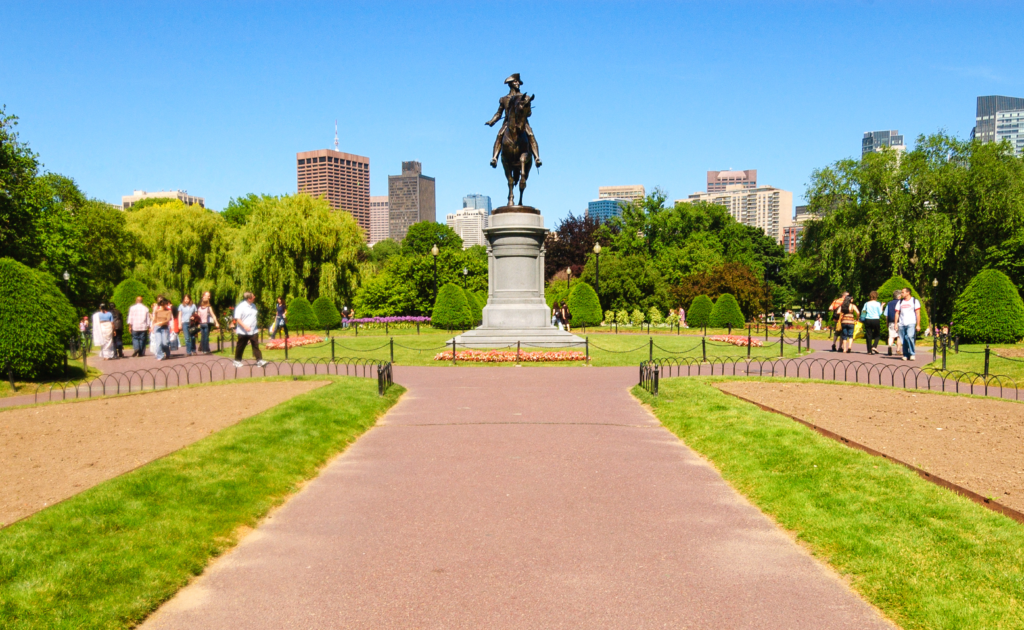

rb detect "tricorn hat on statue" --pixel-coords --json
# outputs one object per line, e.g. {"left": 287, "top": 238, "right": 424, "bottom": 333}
{"left": 504, "top": 73, "right": 522, "bottom": 85}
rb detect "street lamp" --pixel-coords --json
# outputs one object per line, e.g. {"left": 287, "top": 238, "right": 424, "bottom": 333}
{"left": 431, "top": 245, "right": 439, "bottom": 303}
{"left": 593, "top": 242, "right": 601, "bottom": 300}
{"left": 566, "top": 266, "right": 572, "bottom": 293}
{"left": 462, "top": 267, "right": 468, "bottom": 289}
{"left": 62, "top": 270, "right": 70, "bottom": 282}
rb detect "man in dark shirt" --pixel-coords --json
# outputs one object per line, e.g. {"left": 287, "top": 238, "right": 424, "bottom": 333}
{"left": 884, "top": 290, "right": 902, "bottom": 356}
{"left": 109, "top": 305, "right": 125, "bottom": 358}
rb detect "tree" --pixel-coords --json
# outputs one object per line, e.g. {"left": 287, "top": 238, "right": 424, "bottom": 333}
{"left": 670, "top": 262, "right": 764, "bottom": 319}
{"left": 877, "top": 276, "right": 930, "bottom": 332}
{"left": 0, "top": 107, "right": 41, "bottom": 264}
{"left": 577, "top": 252, "right": 669, "bottom": 313}
{"left": 0, "top": 258, "right": 77, "bottom": 379}
{"left": 543, "top": 211, "right": 603, "bottom": 280}
{"left": 312, "top": 296, "right": 341, "bottom": 331}
{"left": 354, "top": 247, "right": 487, "bottom": 316}
{"left": 371, "top": 239, "right": 402, "bottom": 262}
{"left": 431, "top": 283, "right": 473, "bottom": 330}
{"left": 402, "top": 222, "right": 462, "bottom": 255}
{"left": 709, "top": 293, "right": 745, "bottom": 328}
{"left": 465, "top": 290, "right": 482, "bottom": 325}
{"left": 952, "top": 269, "right": 1024, "bottom": 344}
{"left": 286, "top": 297, "right": 318, "bottom": 331}
{"left": 687, "top": 295, "right": 714, "bottom": 328}
{"left": 111, "top": 279, "right": 155, "bottom": 317}
{"left": 222, "top": 193, "right": 275, "bottom": 227}
{"left": 567, "top": 282, "right": 602, "bottom": 327}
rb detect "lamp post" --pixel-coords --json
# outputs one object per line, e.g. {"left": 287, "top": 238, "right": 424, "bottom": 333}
{"left": 593, "top": 242, "right": 601, "bottom": 301}
{"left": 566, "top": 266, "right": 572, "bottom": 293}
{"left": 931, "top": 277, "right": 938, "bottom": 335}
{"left": 462, "top": 267, "right": 468, "bottom": 289}
{"left": 431, "top": 244, "right": 439, "bottom": 303}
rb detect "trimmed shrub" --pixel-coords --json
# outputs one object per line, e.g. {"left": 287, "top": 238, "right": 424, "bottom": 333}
{"left": 648, "top": 306, "right": 663, "bottom": 326}
{"left": 111, "top": 278, "right": 155, "bottom": 316}
{"left": 431, "top": 283, "right": 473, "bottom": 330}
{"left": 688, "top": 295, "right": 714, "bottom": 328}
{"left": 567, "top": 282, "right": 602, "bottom": 327}
{"left": 709, "top": 293, "right": 745, "bottom": 328}
{"left": 311, "top": 296, "right": 341, "bottom": 331}
{"left": 465, "top": 290, "right": 483, "bottom": 325}
{"left": 604, "top": 310, "right": 615, "bottom": 324}
{"left": 952, "top": 269, "right": 1024, "bottom": 344}
{"left": 286, "top": 297, "right": 318, "bottom": 331}
{"left": 877, "top": 276, "right": 929, "bottom": 332}
{"left": 0, "top": 258, "right": 77, "bottom": 379}
{"left": 615, "top": 310, "right": 630, "bottom": 326}
{"left": 631, "top": 309, "right": 645, "bottom": 326}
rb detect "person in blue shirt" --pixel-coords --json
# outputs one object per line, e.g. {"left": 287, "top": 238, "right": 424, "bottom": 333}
{"left": 884, "top": 290, "right": 903, "bottom": 356}
{"left": 861, "top": 291, "right": 883, "bottom": 355}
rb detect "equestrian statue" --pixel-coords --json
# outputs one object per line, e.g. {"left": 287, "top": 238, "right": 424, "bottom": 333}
{"left": 486, "top": 73, "right": 542, "bottom": 208}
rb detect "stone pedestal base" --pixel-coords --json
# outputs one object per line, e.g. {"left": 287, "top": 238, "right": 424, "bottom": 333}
{"left": 452, "top": 207, "right": 583, "bottom": 349}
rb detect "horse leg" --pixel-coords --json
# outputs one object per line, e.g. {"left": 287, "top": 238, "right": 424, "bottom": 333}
{"left": 518, "top": 153, "right": 530, "bottom": 206}
{"left": 503, "top": 158, "right": 515, "bottom": 207}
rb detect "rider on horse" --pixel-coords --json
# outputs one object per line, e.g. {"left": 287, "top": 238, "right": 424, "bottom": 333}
{"left": 485, "top": 73, "right": 542, "bottom": 168}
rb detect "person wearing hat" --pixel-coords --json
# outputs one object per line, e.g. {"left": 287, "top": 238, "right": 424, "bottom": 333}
{"left": 486, "top": 73, "right": 542, "bottom": 168}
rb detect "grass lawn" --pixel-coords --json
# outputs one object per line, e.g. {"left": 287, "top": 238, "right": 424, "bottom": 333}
{"left": 217, "top": 330, "right": 812, "bottom": 367}
{"left": 0, "top": 359, "right": 100, "bottom": 399}
{"left": 636, "top": 376, "right": 1024, "bottom": 630}
{"left": 0, "top": 375, "right": 403, "bottom": 630}
{"left": 923, "top": 342, "right": 1024, "bottom": 383}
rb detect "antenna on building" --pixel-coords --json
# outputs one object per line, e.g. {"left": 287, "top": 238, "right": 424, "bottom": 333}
{"left": 334, "top": 120, "right": 339, "bottom": 152}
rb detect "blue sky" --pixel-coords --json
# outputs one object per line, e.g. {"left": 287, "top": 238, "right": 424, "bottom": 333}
{"left": 2, "top": 1, "right": 1022, "bottom": 224}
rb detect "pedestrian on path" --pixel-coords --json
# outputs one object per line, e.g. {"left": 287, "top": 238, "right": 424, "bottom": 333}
{"left": 270, "top": 296, "right": 287, "bottom": 339}
{"left": 552, "top": 302, "right": 562, "bottom": 329}
{"left": 151, "top": 297, "right": 173, "bottom": 360}
{"left": 896, "top": 287, "right": 921, "bottom": 361}
{"left": 93, "top": 304, "right": 115, "bottom": 360}
{"left": 829, "top": 292, "right": 848, "bottom": 352}
{"left": 233, "top": 291, "right": 268, "bottom": 368}
{"left": 838, "top": 296, "right": 859, "bottom": 353}
{"left": 197, "top": 295, "right": 219, "bottom": 353}
{"left": 814, "top": 315, "right": 822, "bottom": 331}
{"left": 861, "top": 291, "right": 883, "bottom": 355}
{"left": 178, "top": 295, "right": 198, "bottom": 356}
{"left": 109, "top": 303, "right": 125, "bottom": 358}
{"left": 885, "top": 290, "right": 903, "bottom": 356}
{"left": 127, "top": 296, "right": 151, "bottom": 357}
{"left": 560, "top": 300, "right": 572, "bottom": 333}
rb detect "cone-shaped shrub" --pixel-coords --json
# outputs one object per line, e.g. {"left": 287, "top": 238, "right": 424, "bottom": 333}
{"left": 431, "top": 283, "right": 473, "bottom": 330}
{"left": 286, "top": 297, "right": 318, "bottom": 331}
{"left": 312, "top": 296, "right": 341, "bottom": 330}
{"left": 0, "top": 258, "right": 77, "bottom": 379}
{"left": 709, "top": 293, "right": 745, "bottom": 328}
{"left": 567, "top": 282, "right": 602, "bottom": 327}
{"left": 465, "top": 290, "right": 483, "bottom": 325}
{"left": 111, "top": 278, "right": 155, "bottom": 316}
{"left": 877, "top": 276, "right": 929, "bottom": 332}
{"left": 688, "top": 295, "right": 714, "bottom": 328}
{"left": 648, "top": 307, "right": 663, "bottom": 326}
{"left": 952, "top": 269, "right": 1024, "bottom": 344}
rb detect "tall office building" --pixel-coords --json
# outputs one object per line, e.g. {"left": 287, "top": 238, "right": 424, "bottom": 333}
{"left": 678, "top": 185, "right": 794, "bottom": 244}
{"left": 973, "top": 95, "right": 1024, "bottom": 145}
{"left": 587, "top": 198, "right": 628, "bottom": 224}
{"left": 463, "top": 193, "right": 492, "bottom": 214}
{"left": 446, "top": 208, "right": 488, "bottom": 249}
{"left": 369, "top": 196, "right": 390, "bottom": 245}
{"left": 706, "top": 170, "right": 756, "bottom": 193}
{"left": 122, "top": 189, "right": 204, "bottom": 209}
{"left": 782, "top": 206, "right": 818, "bottom": 254}
{"left": 388, "top": 161, "right": 436, "bottom": 243}
{"left": 598, "top": 185, "right": 645, "bottom": 202}
{"left": 995, "top": 109, "right": 1024, "bottom": 155}
{"left": 296, "top": 149, "right": 370, "bottom": 237}
{"left": 862, "top": 130, "right": 906, "bottom": 156}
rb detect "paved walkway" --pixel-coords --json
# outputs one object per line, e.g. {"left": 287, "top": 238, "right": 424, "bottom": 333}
{"left": 141, "top": 366, "right": 892, "bottom": 629}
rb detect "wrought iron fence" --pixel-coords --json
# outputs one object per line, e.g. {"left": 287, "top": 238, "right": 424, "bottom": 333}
{"left": 639, "top": 361, "right": 660, "bottom": 396}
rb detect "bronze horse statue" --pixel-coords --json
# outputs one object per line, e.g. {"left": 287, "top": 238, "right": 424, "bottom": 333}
{"left": 498, "top": 93, "right": 536, "bottom": 207}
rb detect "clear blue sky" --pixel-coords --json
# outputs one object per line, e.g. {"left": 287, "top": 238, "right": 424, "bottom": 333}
{"left": 2, "top": 2, "right": 1021, "bottom": 224}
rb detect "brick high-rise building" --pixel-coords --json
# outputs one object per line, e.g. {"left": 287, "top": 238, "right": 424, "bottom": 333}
{"left": 388, "top": 161, "right": 436, "bottom": 243}
{"left": 369, "top": 196, "right": 389, "bottom": 245}
{"left": 678, "top": 184, "right": 793, "bottom": 244}
{"left": 296, "top": 149, "right": 370, "bottom": 238}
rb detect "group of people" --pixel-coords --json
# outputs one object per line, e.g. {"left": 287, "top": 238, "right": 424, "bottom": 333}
{"left": 551, "top": 301, "right": 572, "bottom": 332}
{"left": 828, "top": 287, "right": 922, "bottom": 360}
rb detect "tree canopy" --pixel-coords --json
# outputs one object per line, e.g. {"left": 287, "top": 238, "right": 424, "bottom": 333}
{"left": 402, "top": 221, "right": 463, "bottom": 255}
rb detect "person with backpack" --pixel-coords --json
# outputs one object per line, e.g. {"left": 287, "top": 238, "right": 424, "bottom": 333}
{"left": 884, "top": 289, "right": 903, "bottom": 356}
{"left": 559, "top": 300, "right": 572, "bottom": 333}
{"left": 109, "top": 303, "right": 125, "bottom": 358}
{"left": 178, "top": 295, "right": 198, "bottom": 357}
{"left": 837, "top": 295, "right": 860, "bottom": 353}
{"left": 896, "top": 287, "right": 921, "bottom": 361}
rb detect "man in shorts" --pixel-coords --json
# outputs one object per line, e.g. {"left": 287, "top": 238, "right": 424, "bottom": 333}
{"left": 828, "top": 292, "right": 848, "bottom": 352}
{"left": 896, "top": 287, "right": 921, "bottom": 361}
{"left": 885, "top": 289, "right": 902, "bottom": 356}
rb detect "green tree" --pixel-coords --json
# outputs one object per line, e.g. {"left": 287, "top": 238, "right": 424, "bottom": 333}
{"left": 312, "top": 296, "right": 342, "bottom": 331}
{"left": 670, "top": 262, "right": 764, "bottom": 319}
{"left": 577, "top": 252, "right": 669, "bottom": 313}
{"left": 286, "top": 297, "right": 318, "bottom": 331}
{"left": 222, "top": 193, "right": 275, "bottom": 227}
{"left": 687, "top": 295, "right": 714, "bottom": 328}
{"left": 567, "top": 282, "right": 602, "bottom": 327}
{"left": 877, "top": 276, "right": 930, "bottom": 332}
{"left": 0, "top": 107, "right": 41, "bottom": 264}
{"left": 111, "top": 279, "right": 155, "bottom": 317}
{"left": 465, "top": 290, "right": 482, "bottom": 325}
{"left": 431, "top": 283, "right": 473, "bottom": 330}
{"left": 0, "top": 258, "right": 77, "bottom": 379}
{"left": 951, "top": 269, "right": 1024, "bottom": 344}
{"left": 709, "top": 293, "right": 745, "bottom": 328}
{"left": 402, "top": 222, "right": 462, "bottom": 255}
{"left": 354, "top": 247, "right": 487, "bottom": 316}
{"left": 370, "top": 239, "right": 402, "bottom": 262}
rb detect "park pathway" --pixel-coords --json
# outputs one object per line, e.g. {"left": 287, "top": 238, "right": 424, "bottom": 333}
{"left": 141, "top": 366, "right": 893, "bottom": 629}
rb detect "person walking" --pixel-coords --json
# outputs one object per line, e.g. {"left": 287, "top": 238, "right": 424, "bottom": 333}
{"left": 341, "top": 304, "right": 352, "bottom": 330}
{"left": 885, "top": 289, "right": 903, "bottom": 356}
{"left": 828, "top": 292, "right": 848, "bottom": 351}
{"left": 861, "top": 291, "right": 883, "bottom": 354}
{"left": 814, "top": 315, "right": 822, "bottom": 331}
{"left": 151, "top": 297, "right": 173, "bottom": 360}
{"left": 197, "top": 296, "right": 219, "bottom": 353}
{"left": 178, "top": 295, "right": 198, "bottom": 357}
{"left": 784, "top": 310, "right": 794, "bottom": 329}
{"left": 127, "top": 296, "right": 151, "bottom": 357}
{"left": 560, "top": 300, "right": 572, "bottom": 333}
{"left": 93, "top": 304, "right": 115, "bottom": 360}
{"left": 896, "top": 287, "right": 921, "bottom": 361}
{"left": 109, "top": 303, "right": 125, "bottom": 358}
{"left": 271, "top": 297, "right": 287, "bottom": 339}
{"left": 233, "top": 292, "right": 268, "bottom": 368}
{"left": 838, "top": 295, "right": 860, "bottom": 353}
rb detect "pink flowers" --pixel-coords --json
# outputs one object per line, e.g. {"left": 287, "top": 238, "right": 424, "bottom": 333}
{"left": 709, "top": 335, "right": 764, "bottom": 347}
{"left": 433, "top": 349, "right": 586, "bottom": 363}
{"left": 264, "top": 334, "right": 323, "bottom": 350}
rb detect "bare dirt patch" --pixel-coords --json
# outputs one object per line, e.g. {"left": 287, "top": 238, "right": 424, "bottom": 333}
{"left": 995, "top": 346, "right": 1024, "bottom": 359}
{"left": 714, "top": 381, "right": 1024, "bottom": 513}
{"left": 0, "top": 380, "right": 329, "bottom": 527}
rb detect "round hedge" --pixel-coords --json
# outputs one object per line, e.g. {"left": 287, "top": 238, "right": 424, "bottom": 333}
{"left": 312, "top": 296, "right": 341, "bottom": 330}
{"left": 432, "top": 283, "right": 473, "bottom": 330}
{"left": 877, "top": 276, "right": 929, "bottom": 332}
{"left": 709, "top": 293, "right": 745, "bottom": 328}
{"left": 286, "top": 297, "right": 318, "bottom": 331}
{"left": 567, "top": 282, "right": 602, "bottom": 327}
{"left": 952, "top": 269, "right": 1024, "bottom": 344}
{"left": 465, "top": 290, "right": 482, "bottom": 325}
{"left": 111, "top": 278, "right": 155, "bottom": 316}
{"left": 687, "top": 295, "right": 714, "bottom": 328}
{"left": 0, "top": 258, "right": 77, "bottom": 379}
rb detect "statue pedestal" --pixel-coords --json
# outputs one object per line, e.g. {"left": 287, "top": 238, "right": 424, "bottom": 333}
{"left": 452, "top": 207, "right": 584, "bottom": 348}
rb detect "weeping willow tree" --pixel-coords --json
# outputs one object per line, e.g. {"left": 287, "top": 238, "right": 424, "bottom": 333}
{"left": 237, "top": 193, "right": 364, "bottom": 310}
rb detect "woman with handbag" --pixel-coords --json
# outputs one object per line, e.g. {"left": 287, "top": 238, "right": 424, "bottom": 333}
{"left": 197, "top": 294, "right": 219, "bottom": 354}
{"left": 838, "top": 296, "right": 860, "bottom": 354}
{"left": 179, "top": 294, "right": 198, "bottom": 357}
{"left": 151, "top": 297, "right": 173, "bottom": 360}
{"left": 93, "top": 304, "right": 116, "bottom": 360}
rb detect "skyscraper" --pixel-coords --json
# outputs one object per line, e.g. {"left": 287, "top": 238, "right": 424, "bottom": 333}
{"left": 678, "top": 185, "right": 794, "bottom": 244}
{"left": 706, "top": 170, "right": 756, "bottom": 193}
{"left": 296, "top": 149, "right": 370, "bottom": 237}
{"left": 463, "top": 194, "right": 492, "bottom": 214}
{"left": 995, "top": 109, "right": 1024, "bottom": 156}
{"left": 369, "top": 196, "right": 389, "bottom": 245}
{"left": 446, "top": 208, "right": 488, "bottom": 248}
{"left": 388, "top": 161, "right": 436, "bottom": 243}
{"left": 973, "top": 95, "right": 1024, "bottom": 145}
{"left": 587, "top": 198, "right": 627, "bottom": 224}
{"left": 598, "top": 185, "right": 645, "bottom": 202}
{"left": 861, "top": 131, "right": 906, "bottom": 155}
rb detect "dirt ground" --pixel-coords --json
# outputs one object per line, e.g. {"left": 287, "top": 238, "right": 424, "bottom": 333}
{"left": 0, "top": 380, "right": 329, "bottom": 527}
{"left": 714, "top": 381, "right": 1024, "bottom": 513}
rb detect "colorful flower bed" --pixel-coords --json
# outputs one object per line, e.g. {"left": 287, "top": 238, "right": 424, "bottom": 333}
{"left": 350, "top": 316, "right": 431, "bottom": 324}
{"left": 263, "top": 334, "right": 324, "bottom": 350}
{"left": 433, "top": 349, "right": 586, "bottom": 363}
{"left": 708, "top": 335, "right": 764, "bottom": 347}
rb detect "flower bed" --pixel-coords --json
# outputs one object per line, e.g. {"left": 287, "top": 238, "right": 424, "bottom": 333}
{"left": 263, "top": 334, "right": 324, "bottom": 350}
{"left": 433, "top": 349, "right": 586, "bottom": 363}
{"left": 708, "top": 335, "right": 764, "bottom": 348}
{"left": 350, "top": 316, "right": 431, "bottom": 324}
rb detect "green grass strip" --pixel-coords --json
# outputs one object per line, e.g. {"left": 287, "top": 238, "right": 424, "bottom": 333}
{"left": 0, "top": 376, "right": 403, "bottom": 629}
{"left": 636, "top": 377, "right": 1024, "bottom": 630}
